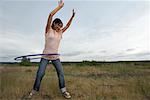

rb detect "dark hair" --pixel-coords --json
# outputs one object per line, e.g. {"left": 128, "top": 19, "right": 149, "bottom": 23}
{"left": 52, "top": 18, "right": 63, "bottom": 29}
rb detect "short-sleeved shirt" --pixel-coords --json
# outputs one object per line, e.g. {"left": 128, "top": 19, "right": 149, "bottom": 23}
{"left": 42, "top": 29, "right": 62, "bottom": 60}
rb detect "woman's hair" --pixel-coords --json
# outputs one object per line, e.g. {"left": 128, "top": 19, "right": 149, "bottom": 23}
{"left": 51, "top": 18, "right": 63, "bottom": 29}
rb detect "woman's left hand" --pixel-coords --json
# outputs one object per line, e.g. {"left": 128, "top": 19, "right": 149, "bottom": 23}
{"left": 58, "top": 0, "right": 64, "bottom": 7}
{"left": 72, "top": 9, "right": 75, "bottom": 17}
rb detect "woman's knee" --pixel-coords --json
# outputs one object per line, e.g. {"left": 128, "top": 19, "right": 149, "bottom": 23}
{"left": 58, "top": 72, "right": 64, "bottom": 78}
{"left": 37, "top": 71, "right": 45, "bottom": 78}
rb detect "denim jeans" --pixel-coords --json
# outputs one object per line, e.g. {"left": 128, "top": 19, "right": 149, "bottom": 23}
{"left": 33, "top": 58, "right": 66, "bottom": 93}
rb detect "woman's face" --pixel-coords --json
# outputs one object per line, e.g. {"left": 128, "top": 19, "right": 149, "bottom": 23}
{"left": 53, "top": 23, "right": 63, "bottom": 32}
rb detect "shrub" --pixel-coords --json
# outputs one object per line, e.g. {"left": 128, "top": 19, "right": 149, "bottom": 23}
{"left": 20, "top": 57, "right": 32, "bottom": 66}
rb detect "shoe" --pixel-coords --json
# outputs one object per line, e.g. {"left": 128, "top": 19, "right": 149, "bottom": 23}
{"left": 23, "top": 90, "right": 38, "bottom": 99}
{"left": 62, "top": 91, "right": 71, "bottom": 99}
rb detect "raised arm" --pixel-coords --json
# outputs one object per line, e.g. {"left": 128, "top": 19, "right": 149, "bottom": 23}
{"left": 45, "top": 0, "right": 64, "bottom": 33}
{"left": 62, "top": 9, "right": 75, "bottom": 33}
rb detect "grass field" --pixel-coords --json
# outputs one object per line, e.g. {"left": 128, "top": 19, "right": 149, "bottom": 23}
{"left": 0, "top": 61, "right": 150, "bottom": 100}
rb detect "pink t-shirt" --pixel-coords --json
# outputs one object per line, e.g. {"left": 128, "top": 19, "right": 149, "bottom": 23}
{"left": 42, "top": 29, "right": 62, "bottom": 60}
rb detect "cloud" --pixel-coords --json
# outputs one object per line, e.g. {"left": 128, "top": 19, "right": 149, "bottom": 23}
{"left": 126, "top": 48, "right": 136, "bottom": 52}
{"left": 62, "top": 51, "right": 83, "bottom": 57}
{"left": 100, "top": 50, "right": 107, "bottom": 53}
{"left": 134, "top": 52, "right": 150, "bottom": 58}
{"left": 0, "top": 30, "right": 45, "bottom": 62}
{"left": 111, "top": 50, "right": 150, "bottom": 60}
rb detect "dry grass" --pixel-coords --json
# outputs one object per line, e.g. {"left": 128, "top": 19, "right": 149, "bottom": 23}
{"left": 0, "top": 63, "right": 150, "bottom": 100}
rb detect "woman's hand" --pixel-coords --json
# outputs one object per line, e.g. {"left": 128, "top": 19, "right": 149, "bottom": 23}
{"left": 72, "top": 9, "right": 75, "bottom": 17}
{"left": 58, "top": 0, "right": 64, "bottom": 7}
{"left": 62, "top": 9, "right": 75, "bottom": 33}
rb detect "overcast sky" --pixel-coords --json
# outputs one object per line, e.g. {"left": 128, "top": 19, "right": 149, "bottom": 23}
{"left": 0, "top": 0, "right": 150, "bottom": 62}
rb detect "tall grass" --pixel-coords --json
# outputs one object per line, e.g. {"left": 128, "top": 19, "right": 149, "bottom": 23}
{"left": 0, "top": 62, "right": 150, "bottom": 100}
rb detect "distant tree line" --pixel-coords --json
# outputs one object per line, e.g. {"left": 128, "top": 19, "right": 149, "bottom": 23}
{"left": 19, "top": 58, "right": 150, "bottom": 66}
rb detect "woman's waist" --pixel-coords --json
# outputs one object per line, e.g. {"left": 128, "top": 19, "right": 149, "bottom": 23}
{"left": 42, "top": 54, "right": 60, "bottom": 60}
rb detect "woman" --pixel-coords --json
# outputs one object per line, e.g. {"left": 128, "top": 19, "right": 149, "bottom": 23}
{"left": 27, "top": 0, "right": 75, "bottom": 99}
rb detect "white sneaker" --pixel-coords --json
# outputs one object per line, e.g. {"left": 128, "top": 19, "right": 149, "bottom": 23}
{"left": 62, "top": 91, "right": 71, "bottom": 99}
{"left": 25, "top": 90, "right": 38, "bottom": 99}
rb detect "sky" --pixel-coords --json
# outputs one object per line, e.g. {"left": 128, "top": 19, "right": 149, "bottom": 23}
{"left": 0, "top": 0, "right": 150, "bottom": 62}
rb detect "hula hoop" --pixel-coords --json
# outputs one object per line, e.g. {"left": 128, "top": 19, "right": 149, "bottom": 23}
{"left": 14, "top": 53, "right": 60, "bottom": 61}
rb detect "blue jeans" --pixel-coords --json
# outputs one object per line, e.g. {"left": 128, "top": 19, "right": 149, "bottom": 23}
{"left": 33, "top": 58, "right": 66, "bottom": 93}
